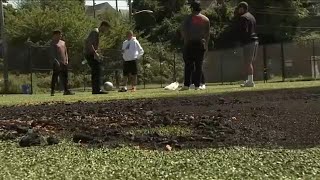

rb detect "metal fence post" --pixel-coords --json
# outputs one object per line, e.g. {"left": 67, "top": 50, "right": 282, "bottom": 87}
{"left": 28, "top": 45, "right": 33, "bottom": 94}
{"left": 160, "top": 54, "right": 163, "bottom": 88}
{"left": 143, "top": 54, "right": 146, "bottom": 89}
{"left": 173, "top": 50, "right": 176, "bottom": 82}
{"left": 281, "top": 42, "right": 285, "bottom": 82}
{"left": 263, "top": 45, "right": 268, "bottom": 83}
{"left": 220, "top": 51, "right": 224, "bottom": 85}
{"left": 312, "top": 39, "right": 316, "bottom": 79}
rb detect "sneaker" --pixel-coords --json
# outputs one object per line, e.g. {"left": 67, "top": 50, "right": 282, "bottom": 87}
{"left": 131, "top": 87, "right": 137, "bottom": 92}
{"left": 63, "top": 91, "right": 75, "bottom": 95}
{"left": 240, "top": 81, "right": 255, "bottom": 87}
{"left": 199, "top": 84, "right": 206, "bottom": 90}
{"left": 179, "top": 86, "right": 190, "bottom": 91}
{"left": 190, "top": 84, "right": 195, "bottom": 89}
{"left": 118, "top": 87, "right": 128, "bottom": 92}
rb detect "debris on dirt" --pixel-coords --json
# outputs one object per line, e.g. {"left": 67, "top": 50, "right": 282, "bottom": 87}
{"left": 73, "top": 133, "right": 94, "bottom": 143}
{"left": 0, "top": 87, "right": 320, "bottom": 149}
{"left": 165, "top": 144, "right": 172, "bottom": 151}
{"left": 47, "top": 136, "right": 59, "bottom": 145}
{"left": 145, "top": 111, "right": 153, "bottom": 116}
{"left": 19, "top": 132, "right": 45, "bottom": 147}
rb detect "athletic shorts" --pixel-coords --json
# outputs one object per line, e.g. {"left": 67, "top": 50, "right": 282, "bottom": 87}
{"left": 123, "top": 60, "right": 138, "bottom": 76}
{"left": 243, "top": 41, "right": 259, "bottom": 63}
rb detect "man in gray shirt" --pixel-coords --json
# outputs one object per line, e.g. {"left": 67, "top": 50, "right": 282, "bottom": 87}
{"left": 84, "top": 21, "right": 110, "bottom": 94}
{"left": 180, "top": 0, "right": 210, "bottom": 90}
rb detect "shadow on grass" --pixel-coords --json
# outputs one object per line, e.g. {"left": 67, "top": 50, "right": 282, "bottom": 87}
{"left": 0, "top": 86, "right": 320, "bottom": 150}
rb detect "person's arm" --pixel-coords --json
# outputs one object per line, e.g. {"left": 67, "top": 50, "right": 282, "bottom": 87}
{"left": 136, "top": 40, "right": 144, "bottom": 59}
{"left": 121, "top": 41, "right": 126, "bottom": 54}
{"left": 180, "top": 17, "right": 188, "bottom": 41}
{"left": 86, "top": 30, "right": 99, "bottom": 55}
{"left": 204, "top": 18, "right": 210, "bottom": 50}
{"left": 50, "top": 43, "right": 59, "bottom": 65}
{"left": 65, "top": 47, "right": 69, "bottom": 65}
{"left": 239, "top": 17, "right": 249, "bottom": 42}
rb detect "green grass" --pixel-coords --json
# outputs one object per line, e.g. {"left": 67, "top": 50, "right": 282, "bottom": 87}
{"left": 127, "top": 126, "right": 194, "bottom": 137}
{"left": 1, "top": 81, "right": 320, "bottom": 106}
{"left": 1, "top": 81, "right": 320, "bottom": 179}
{"left": 1, "top": 141, "right": 320, "bottom": 179}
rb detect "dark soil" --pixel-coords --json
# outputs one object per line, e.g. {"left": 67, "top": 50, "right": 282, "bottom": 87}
{"left": 1, "top": 87, "right": 320, "bottom": 149}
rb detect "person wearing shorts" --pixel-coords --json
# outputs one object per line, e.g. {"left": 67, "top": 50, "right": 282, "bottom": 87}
{"left": 236, "top": 1, "right": 259, "bottom": 87}
{"left": 119, "top": 31, "right": 144, "bottom": 92}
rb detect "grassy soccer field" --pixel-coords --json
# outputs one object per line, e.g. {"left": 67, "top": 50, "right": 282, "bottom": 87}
{"left": 1, "top": 81, "right": 320, "bottom": 179}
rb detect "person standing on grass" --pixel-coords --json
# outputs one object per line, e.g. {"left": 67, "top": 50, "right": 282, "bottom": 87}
{"left": 84, "top": 21, "right": 110, "bottom": 94}
{"left": 180, "top": 0, "right": 210, "bottom": 91}
{"left": 119, "top": 31, "right": 144, "bottom": 92}
{"left": 50, "top": 30, "right": 74, "bottom": 96}
{"left": 236, "top": 2, "right": 259, "bottom": 87}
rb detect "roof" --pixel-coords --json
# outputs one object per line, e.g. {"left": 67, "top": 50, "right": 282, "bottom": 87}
{"left": 85, "top": 2, "right": 116, "bottom": 16}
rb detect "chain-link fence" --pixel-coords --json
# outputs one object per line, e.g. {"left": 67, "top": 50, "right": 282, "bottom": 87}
{"left": 1, "top": 39, "right": 320, "bottom": 94}
{"left": 204, "top": 39, "right": 320, "bottom": 84}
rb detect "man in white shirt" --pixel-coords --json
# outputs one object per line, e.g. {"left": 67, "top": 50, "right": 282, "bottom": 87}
{"left": 119, "top": 31, "right": 144, "bottom": 92}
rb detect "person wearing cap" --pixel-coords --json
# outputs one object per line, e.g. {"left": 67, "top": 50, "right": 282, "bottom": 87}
{"left": 84, "top": 21, "right": 110, "bottom": 94}
{"left": 180, "top": 0, "right": 210, "bottom": 91}
{"left": 236, "top": 1, "right": 259, "bottom": 87}
{"left": 50, "top": 30, "right": 74, "bottom": 96}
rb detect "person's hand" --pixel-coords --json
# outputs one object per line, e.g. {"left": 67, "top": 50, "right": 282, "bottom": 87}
{"left": 94, "top": 51, "right": 100, "bottom": 60}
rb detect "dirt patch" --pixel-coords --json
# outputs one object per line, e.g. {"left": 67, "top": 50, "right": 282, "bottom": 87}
{"left": 1, "top": 87, "right": 320, "bottom": 149}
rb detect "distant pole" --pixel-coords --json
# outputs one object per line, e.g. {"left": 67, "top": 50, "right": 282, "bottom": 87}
{"left": 129, "top": 0, "right": 132, "bottom": 22}
{"left": 93, "top": 0, "right": 96, "bottom": 18}
{"left": 0, "top": 0, "right": 9, "bottom": 93}
{"left": 116, "top": 0, "right": 118, "bottom": 12}
{"left": 281, "top": 42, "right": 285, "bottom": 82}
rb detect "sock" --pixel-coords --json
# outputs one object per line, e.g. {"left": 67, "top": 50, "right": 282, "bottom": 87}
{"left": 248, "top": 75, "right": 254, "bottom": 83}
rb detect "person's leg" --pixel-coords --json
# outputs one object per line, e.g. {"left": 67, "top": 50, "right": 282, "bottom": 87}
{"left": 194, "top": 53, "right": 204, "bottom": 89}
{"left": 130, "top": 60, "right": 138, "bottom": 91}
{"left": 194, "top": 44, "right": 205, "bottom": 89}
{"left": 199, "top": 72, "right": 206, "bottom": 90}
{"left": 60, "top": 64, "right": 74, "bottom": 95}
{"left": 87, "top": 55, "right": 102, "bottom": 93}
{"left": 50, "top": 63, "right": 60, "bottom": 96}
{"left": 182, "top": 48, "right": 193, "bottom": 89}
{"left": 242, "top": 41, "right": 258, "bottom": 87}
{"left": 119, "top": 61, "right": 129, "bottom": 92}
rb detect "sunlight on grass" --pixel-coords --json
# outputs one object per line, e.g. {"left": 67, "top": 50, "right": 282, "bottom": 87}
{"left": 127, "top": 126, "right": 194, "bottom": 137}
{"left": 1, "top": 141, "right": 320, "bottom": 179}
{"left": 1, "top": 81, "right": 320, "bottom": 106}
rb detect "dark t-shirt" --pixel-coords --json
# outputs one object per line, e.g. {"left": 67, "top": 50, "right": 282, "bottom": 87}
{"left": 238, "top": 12, "right": 258, "bottom": 45}
{"left": 84, "top": 28, "right": 99, "bottom": 55}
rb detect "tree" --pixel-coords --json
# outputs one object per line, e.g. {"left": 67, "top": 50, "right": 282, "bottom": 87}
{"left": 5, "top": 0, "right": 95, "bottom": 72}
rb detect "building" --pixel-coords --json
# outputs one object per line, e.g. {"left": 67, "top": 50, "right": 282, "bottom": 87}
{"left": 85, "top": 2, "right": 116, "bottom": 17}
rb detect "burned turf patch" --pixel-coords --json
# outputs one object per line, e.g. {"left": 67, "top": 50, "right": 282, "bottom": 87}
{"left": 0, "top": 87, "right": 320, "bottom": 149}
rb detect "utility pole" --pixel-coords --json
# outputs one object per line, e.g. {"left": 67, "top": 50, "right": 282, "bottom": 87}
{"left": 128, "top": 0, "right": 132, "bottom": 22}
{"left": 116, "top": 0, "right": 118, "bottom": 12}
{"left": 0, "top": 0, "right": 8, "bottom": 93}
{"left": 93, "top": 0, "right": 96, "bottom": 18}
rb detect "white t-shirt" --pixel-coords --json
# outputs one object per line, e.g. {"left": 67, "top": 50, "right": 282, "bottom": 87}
{"left": 122, "top": 37, "right": 144, "bottom": 61}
